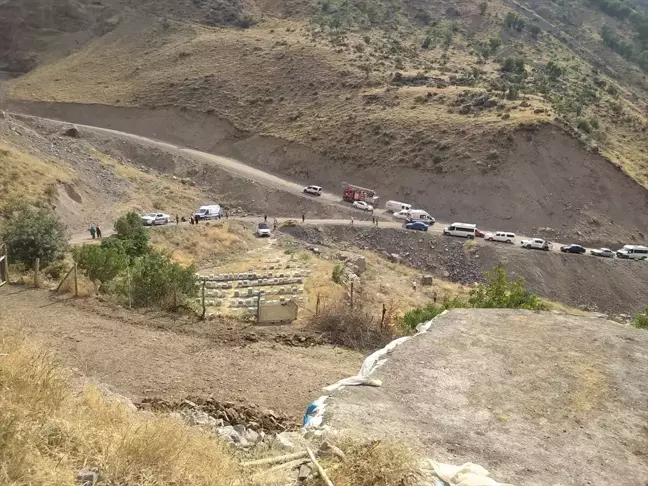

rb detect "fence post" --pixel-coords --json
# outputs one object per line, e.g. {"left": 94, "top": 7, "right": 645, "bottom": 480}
{"left": 74, "top": 263, "right": 79, "bottom": 297}
{"left": 201, "top": 280, "right": 206, "bottom": 320}
{"left": 0, "top": 244, "right": 8, "bottom": 287}
{"left": 381, "top": 303, "right": 387, "bottom": 329}
{"left": 55, "top": 265, "right": 76, "bottom": 293}
{"left": 33, "top": 258, "right": 40, "bottom": 287}
{"left": 316, "top": 293, "right": 321, "bottom": 315}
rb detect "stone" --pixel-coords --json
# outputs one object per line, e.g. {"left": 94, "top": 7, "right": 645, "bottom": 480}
{"left": 274, "top": 431, "right": 295, "bottom": 450}
{"left": 76, "top": 469, "right": 98, "bottom": 486}
{"left": 422, "top": 274, "right": 434, "bottom": 286}
{"left": 0, "top": 110, "right": 5, "bottom": 120}
{"left": 350, "top": 256, "right": 366, "bottom": 274}
{"left": 63, "top": 126, "right": 80, "bottom": 138}
{"left": 245, "top": 429, "right": 261, "bottom": 443}
{"left": 389, "top": 253, "right": 401, "bottom": 264}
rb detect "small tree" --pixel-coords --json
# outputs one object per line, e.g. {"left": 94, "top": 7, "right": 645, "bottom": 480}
{"left": 73, "top": 241, "right": 128, "bottom": 285}
{"left": 0, "top": 205, "right": 67, "bottom": 266}
{"left": 468, "top": 263, "right": 546, "bottom": 310}
{"left": 114, "top": 212, "right": 149, "bottom": 258}
{"left": 530, "top": 24, "right": 541, "bottom": 38}
{"left": 121, "top": 250, "right": 197, "bottom": 309}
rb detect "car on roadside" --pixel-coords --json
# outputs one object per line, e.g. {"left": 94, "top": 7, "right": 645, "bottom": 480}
{"left": 486, "top": 231, "right": 516, "bottom": 243}
{"left": 393, "top": 210, "right": 411, "bottom": 220}
{"left": 303, "top": 185, "right": 322, "bottom": 196}
{"left": 475, "top": 229, "right": 486, "bottom": 238}
{"left": 256, "top": 222, "right": 272, "bottom": 237}
{"left": 404, "top": 221, "right": 429, "bottom": 231}
{"left": 521, "top": 238, "right": 551, "bottom": 251}
{"left": 590, "top": 248, "right": 615, "bottom": 258}
{"left": 616, "top": 244, "right": 648, "bottom": 260}
{"left": 141, "top": 212, "right": 170, "bottom": 226}
{"left": 560, "top": 244, "right": 586, "bottom": 254}
{"left": 352, "top": 200, "right": 374, "bottom": 211}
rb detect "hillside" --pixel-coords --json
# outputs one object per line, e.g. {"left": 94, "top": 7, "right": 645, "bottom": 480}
{"left": 4, "top": 0, "right": 648, "bottom": 242}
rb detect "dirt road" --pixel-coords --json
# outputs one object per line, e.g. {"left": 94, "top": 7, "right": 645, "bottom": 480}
{"left": 0, "top": 286, "right": 362, "bottom": 418}
{"left": 13, "top": 112, "right": 637, "bottom": 261}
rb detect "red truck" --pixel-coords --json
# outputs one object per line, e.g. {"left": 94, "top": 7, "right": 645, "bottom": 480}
{"left": 341, "top": 182, "right": 380, "bottom": 205}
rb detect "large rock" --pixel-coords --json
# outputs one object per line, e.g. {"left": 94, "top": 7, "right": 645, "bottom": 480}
{"left": 324, "top": 309, "right": 648, "bottom": 486}
{"left": 63, "top": 126, "right": 80, "bottom": 138}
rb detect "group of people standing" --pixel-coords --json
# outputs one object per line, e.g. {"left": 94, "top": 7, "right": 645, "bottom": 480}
{"left": 88, "top": 224, "right": 102, "bottom": 239}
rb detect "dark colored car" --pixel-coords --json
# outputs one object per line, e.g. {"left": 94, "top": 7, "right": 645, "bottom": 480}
{"left": 560, "top": 244, "right": 586, "bottom": 254}
{"left": 405, "top": 221, "right": 429, "bottom": 231}
{"left": 475, "top": 229, "right": 486, "bottom": 238}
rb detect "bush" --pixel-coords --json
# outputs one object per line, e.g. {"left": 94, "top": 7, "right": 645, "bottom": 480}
{"left": 332, "top": 263, "right": 344, "bottom": 284}
{"left": 402, "top": 264, "right": 546, "bottom": 331}
{"left": 504, "top": 12, "right": 525, "bottom": 32}
{"left": 631, "top": 306, "right": 648, "bottom": 329}
{"left": 0, "top": 205, "right": 68, "bottom": 266}
{"left": 73, "top": 242, "right": 129, "bottom": 285}
{"left": 402, "top": 297, "right": 466, "bottom": 331}
{"left": 311, "top": 302, "right": 397, "bottom": 350}
{"left": 577, "top": 118, "right": 592, "bottom": 133}
{"left": 114, "top": 212, "right": 149, "bottom": 258}
{"left": 500, "top": 56, "right": 526, "bottom": 73}
{"left": 468, "top": 264, "right": 547, "bottom": 310}
{"left": 119, "top": 250, "right": 197, "bottom": 309}
{"left": 530, "top": 24, "right": 541, "bottom": 38}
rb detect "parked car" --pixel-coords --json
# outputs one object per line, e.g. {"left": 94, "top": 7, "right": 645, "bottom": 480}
{"left": 404, "top": 221, "right": 429, "bottom": 231}
{"left": 443, "top": 223, "right": 476, "bottom": 239}
{"left": 561, "top": 244, "right": 586, "bottom": 254}
{"left": 352, "top": 200, "right": 374, "bottom": 211}
{"left": 141, "top": 212, "right": 170, "bottom": 226}
{"left": 303, "top": 185, "right": 322, "bottom": 196}
{"left": 393, "top": 210, "right": 411, "bottom": 220}
{"left": 591, "top": 248, "right": 614, "bottom": 258}
{"left": 616, "top": 245, "right": 648, "bottom": 260}
{"left": 521, "top": 238, "right": 551, "bottom": 251}
{"left": 486, "top": 231, "right": 516, "bottom": 243}
{"left": 475, "top": 229, "right": 486, "bottom": 238}
{"left": 256, "top": 222, "right": 272, "bottom": 237}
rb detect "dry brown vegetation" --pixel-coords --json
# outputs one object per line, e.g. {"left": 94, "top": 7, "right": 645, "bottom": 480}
{"left": 0, "top": 328, "right": 425, "bottom": 486}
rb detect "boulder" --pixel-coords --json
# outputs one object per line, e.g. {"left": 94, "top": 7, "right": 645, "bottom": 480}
{"left": 63, "top": 126, "right": 80, "bottom": 138}
{"left": 389, "top": 253, "right": 401, "bottom": 264}
{"left": 421, "top": 274, "right": 434, "bottom": 286}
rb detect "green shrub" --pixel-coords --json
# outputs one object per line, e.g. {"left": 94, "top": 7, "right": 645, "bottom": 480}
{"left": 504, "top": 12, "right": 525, "bottom": 32}
{"left": 0, "top": 205, "right": 68, "bottom": 266}
{"left": 577, "top": 118, "right": 592, "bottom": 133}
{"left": 332, "top": 263, "right": 344, "bottom": 284}
{"left": 402, "top": 297, "right": 466, "bottom": 331}
{"left": 114, "top": 212, "right": 149, "bottom": 258}
{"left": 74, "top": 242, "right": 129, "bottom": 285}
{"left": 119, "top": 250, "right": 197, "bottom": 309}
{"left": 402, "top": 264, "right": 546, "bottom": 331}
{"left": 468, "top": 264, "right": 547, "bottom": 310}
{"left": 631, "top": 306, "right": 648, "bottom": 329}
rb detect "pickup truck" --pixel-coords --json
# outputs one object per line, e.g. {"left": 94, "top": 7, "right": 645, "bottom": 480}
{"left": 520, "top": 238, "right": 551, "bottom": 251}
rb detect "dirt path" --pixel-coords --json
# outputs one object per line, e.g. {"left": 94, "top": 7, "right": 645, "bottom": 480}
{"left": 0, "top": 286, "right": 362, "bottom": 418}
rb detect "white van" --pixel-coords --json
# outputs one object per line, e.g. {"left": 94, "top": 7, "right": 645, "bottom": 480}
{"left": 486, "top": 231, "right": 516, "bottom": 244}
{"left": 408, "top": 210, "right": 435, "bottom": 224}
{"left": 443, "top": 222, "right": 476, "bottom": 239}
{"left": 194, "top": 204, "right": 221, "bottom": 221}
{"left": 616, "top": 245, "right": 648, "bottom": 260}
{"left": 385, "top": 200, "right": 412, "bottom": 213}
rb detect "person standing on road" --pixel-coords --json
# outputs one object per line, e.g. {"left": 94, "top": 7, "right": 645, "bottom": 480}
{"left": 96, "top": 225, "right": 102, "bottom": 239}
{"left": 350, "top": 216, "right": 354, "bottom": 226}
{"left": 302, "top": 212, "right": 305, "bottom": 223}
{"left": 89, "top": 224, "right": 96, "bottom": 240}
{"left": 176, "top": 214, "right": 179, "bottom": 225}
{"left": 273, "top": 218, "right": 277, "bottom": 231}
{"left": 264, "top": 214, "right": 268, "bottom": 222}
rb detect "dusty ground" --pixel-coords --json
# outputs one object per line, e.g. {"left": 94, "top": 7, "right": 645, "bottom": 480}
{"left": 326, "top": 308, "right": 648, "bottom": 486}
{"left": 0, "top": 286, "right": 362, "bottom": 418}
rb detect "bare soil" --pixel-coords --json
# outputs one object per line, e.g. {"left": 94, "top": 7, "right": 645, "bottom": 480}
{"left": 0, "top": 286, "right": 363, "bottom": 419}
{"left": 326, "top": 308, "right": 648, "bottom": 486}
